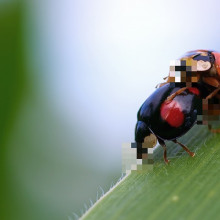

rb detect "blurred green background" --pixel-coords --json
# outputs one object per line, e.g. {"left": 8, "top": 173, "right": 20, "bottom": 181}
{"left": 0, "top": 1, "right": 120, "bottom": 219}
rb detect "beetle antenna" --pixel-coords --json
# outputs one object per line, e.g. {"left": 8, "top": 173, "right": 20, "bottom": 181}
{"left": 173, "top": 140, "right": 195, "bottom": 157}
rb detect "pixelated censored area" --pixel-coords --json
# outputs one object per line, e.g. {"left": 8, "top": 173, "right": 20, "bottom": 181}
{"left": 197, "top": 99, "right": 220, "bottom": 128}
{"left": 122, "top": 134, "right": 157, "bottom": 174}
{"left": 169, "top": 59, "right": 198, "bottom": 83}
{"left": 122, "top": 143, "right": 154, "bottom": 174}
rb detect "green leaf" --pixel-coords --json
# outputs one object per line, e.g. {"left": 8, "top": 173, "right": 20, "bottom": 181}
{"left": 82, "top": 125, "right": 220, "bottom": 220}
{"left": 0, "top": 2, "right": 27, "bottom": 219}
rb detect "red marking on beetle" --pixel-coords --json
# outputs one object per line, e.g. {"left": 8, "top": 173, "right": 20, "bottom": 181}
{"left": 188, "top": 87, "right": 200, "bottom": 96}
{"left": 212, "top": 52, "right": 220, "bottom": 76}
{"left": 160, "top": 100, "right": 184, "bottom": 127}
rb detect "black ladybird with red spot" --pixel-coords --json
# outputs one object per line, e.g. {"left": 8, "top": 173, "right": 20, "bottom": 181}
{"left": 135, "top": 83, "right": 202, "bottom": 163}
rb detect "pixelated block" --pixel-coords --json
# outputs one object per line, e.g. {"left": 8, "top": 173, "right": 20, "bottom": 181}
{"left": 168, "top": 59, "right": 198, "bottom": 83}
{"left": 199, "top": 99, "right": 220, "bottom": 128}
{"left": 122, "top": 134, "right": 157, "bottom": 174}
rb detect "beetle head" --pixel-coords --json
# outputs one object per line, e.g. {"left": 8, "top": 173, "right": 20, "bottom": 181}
{"left": 168, "top": 50, "right": 218, "bottom": 84}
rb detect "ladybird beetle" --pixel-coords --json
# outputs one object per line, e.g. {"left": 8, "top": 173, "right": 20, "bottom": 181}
{"left": 158, "top": 49, "right": 220, "bottom": 132}
{"left": 159, "top": 50, "right": 220, "bottom": 101}
{"left": 135, "top": 83, "right": 203, "bottom": 163}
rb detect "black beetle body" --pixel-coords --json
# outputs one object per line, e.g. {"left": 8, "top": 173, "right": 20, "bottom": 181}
{"left": 135, "top": 83, "right": 202, "bottom": 163}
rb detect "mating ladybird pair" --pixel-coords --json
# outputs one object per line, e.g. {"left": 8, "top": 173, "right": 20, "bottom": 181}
{"left": 135, "top": 50, "right": 220, "bottom": 163}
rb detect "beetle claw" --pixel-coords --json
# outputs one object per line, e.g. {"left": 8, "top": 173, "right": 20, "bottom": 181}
{"left": 189, "top": 152, "right": 195, "bottom": 157}
{"left": 165, "top": 159, "right": 170, "bottom": 164}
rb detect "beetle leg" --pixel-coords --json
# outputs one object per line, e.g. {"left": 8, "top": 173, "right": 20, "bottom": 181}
{"left": 166, "top": 87, "right": 188, "bottom": 101}
{"left": 205, "top": 86, "right": 220, "bottom": 99}
{"left": 203, "top": 77, "right": 220, "bottom": 88}
{"left": 203, "top": 77, "right": 220, "bottom": 99}
{"left": 173, "top": 140, "right": 195, "bottom": 157}
{"left": 158, "top": 138, "right": 170, "bottom": 164}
